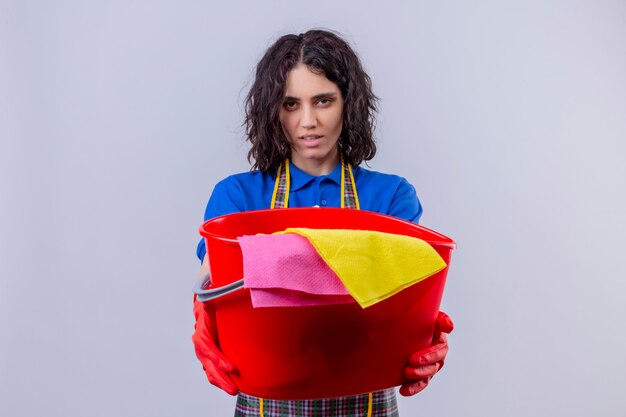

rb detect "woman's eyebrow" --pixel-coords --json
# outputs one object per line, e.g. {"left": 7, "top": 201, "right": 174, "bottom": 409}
{"left": 312, "top": 92, "right": 338, "bottom": 100}
{"left": 283, "top": 92, "right": 338, "bottom": 101}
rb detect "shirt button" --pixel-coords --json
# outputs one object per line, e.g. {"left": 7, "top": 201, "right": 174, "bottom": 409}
{"left": 321, "top": 200, "right": 327, "bottom": 206}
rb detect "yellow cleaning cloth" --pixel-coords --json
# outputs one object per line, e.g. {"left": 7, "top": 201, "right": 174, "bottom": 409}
{"left": 279, "top": 228, "right": 447, "bottom": 308}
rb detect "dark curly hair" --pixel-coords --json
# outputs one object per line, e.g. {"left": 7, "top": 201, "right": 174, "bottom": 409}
{"left": 244, "top": 29, "right": 378, "bottom": 174}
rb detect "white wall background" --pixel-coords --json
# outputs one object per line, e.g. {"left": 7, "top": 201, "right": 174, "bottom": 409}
{"left": 1, "top": 1, "right": 625, "bottom": 416}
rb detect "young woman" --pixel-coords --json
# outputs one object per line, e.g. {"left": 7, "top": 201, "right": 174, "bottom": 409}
{"left": 192, "top": 29, "right": 453, "bottom": 417}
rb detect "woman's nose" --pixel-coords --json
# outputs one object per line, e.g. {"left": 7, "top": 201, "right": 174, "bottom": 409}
{"left": 301, "top": 106, "right": 317, "bottom": 129}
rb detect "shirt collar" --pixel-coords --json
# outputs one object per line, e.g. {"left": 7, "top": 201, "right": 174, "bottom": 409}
{"left": 289, "top": 160, "right": 343, "bottom": 191}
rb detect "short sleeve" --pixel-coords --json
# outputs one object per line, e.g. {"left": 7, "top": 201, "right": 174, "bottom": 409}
{"left": 196, "top": 178, "right": 246, "bottom": 261}
{"left": 387, "top": 178, "right": 423, "bottom": 223}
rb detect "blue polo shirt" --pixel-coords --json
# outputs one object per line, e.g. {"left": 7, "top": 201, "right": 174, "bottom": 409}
{"left": 197, "top": 161, "right": 422, "bottom": 261}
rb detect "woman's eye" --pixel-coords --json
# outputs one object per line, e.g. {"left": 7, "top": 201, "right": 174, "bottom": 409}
{"left": 283, "top": 101, "right": 298, "bottom": 110}
{"left": 317, "top": 98, "right": 332, "bottom": 106}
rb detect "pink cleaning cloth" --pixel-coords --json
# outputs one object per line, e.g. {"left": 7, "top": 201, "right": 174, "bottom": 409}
{"left": 249, "top": 289, "right": 354, "bottom": 308}
{"left": 238, "top": 233, "right": 353, "bottom": 308}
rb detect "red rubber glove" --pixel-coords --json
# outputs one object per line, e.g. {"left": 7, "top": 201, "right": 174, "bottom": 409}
{"left": 192, "top": 296, "right": 239, "bottom": 395}
{"left": 399, "top": 311, "right": 454, "bottom": 396}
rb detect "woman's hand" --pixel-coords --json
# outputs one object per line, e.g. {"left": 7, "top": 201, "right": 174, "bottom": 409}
{"left": 192, "top": 296, "right": 239, "bottom": 395}
{"left": 192, "top": 256, "right": 239, "bottom": 395}
{"left": 399, "top": 311, "right": 454, "bottom": 396}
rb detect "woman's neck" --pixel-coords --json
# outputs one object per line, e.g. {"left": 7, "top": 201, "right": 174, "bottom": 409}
{"left": 290, "top": 151, "right": 340, "bottom": 177}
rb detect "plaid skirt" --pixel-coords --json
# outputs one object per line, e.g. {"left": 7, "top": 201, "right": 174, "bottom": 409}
{"left": 234, "top": 389, "right": 399, "bottom": 417}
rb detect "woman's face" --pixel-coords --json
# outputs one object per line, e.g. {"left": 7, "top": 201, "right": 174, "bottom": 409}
{"left": 279, "top": 64, "right": 344, "bottom": 175}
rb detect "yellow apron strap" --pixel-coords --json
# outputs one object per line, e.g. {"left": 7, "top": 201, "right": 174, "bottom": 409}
{"left": 269, "top": 164, "right": 282, "bottom": 209}
{"left": 283, "top": 161, "right": 290, "bottom": 208}
{"left": 340, "top": 159, "right": 345, "bottom": 208}
{"left": 259, "top": 397, "right": 264, "bottom": 416}
{"left": 270, "top": 159, "right": 290, "bottom": 209}
{"left": 340, "top": 156, "right": 359, "bottom": 209}
{"left": 347, "top": 161, "right": 360, "bottom": 210}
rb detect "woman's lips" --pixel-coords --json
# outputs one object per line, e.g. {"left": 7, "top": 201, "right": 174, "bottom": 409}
{"left": 299, "top": 135, "right": 323, "bottom": 147}
{"left": 300, "top": 135, "right": 323, "bottom": 141}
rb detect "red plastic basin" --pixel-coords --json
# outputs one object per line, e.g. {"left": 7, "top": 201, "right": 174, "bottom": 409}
{"left": 199, "top": 208, "right": 455, "bottom": 400}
